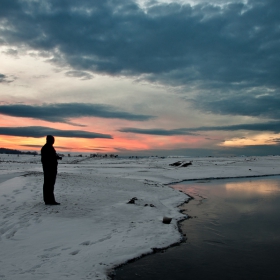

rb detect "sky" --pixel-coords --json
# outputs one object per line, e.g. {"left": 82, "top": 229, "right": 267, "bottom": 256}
{"left": 0, "top": 0, "right": 279, "bottom": 156}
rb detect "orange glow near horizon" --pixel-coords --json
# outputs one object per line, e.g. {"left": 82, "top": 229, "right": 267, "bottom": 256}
{"left": 0, "top": 115, "right": 229, "bottom": 153}
{"left": 0, "top": 129, "right": 211, "bottom": 154}
{"left": 0, "top": 135, "right": 45, "bottom": 150}
{"left": 221, "top": 133, "right": 280, "bottom": 147}
{"left": 0, "top": 111, "right": 203, "bottom": 153}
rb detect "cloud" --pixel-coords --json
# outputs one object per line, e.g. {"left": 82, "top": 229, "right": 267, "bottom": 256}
{"left": 1, "top": 0, "right": 279, "bottom": 119}
{"left": 20, "top": 144, "right": 73, "bottom": 150}
{"left": 119, "top": 127, "right": 196, "bottom": 135}
{"left": 114, "top": 147, "right": 131, "bottom": 151}
{"left": 191, "top": 91, "right": 280, "bottom": 120}
{"left": 189, "top": 122, "right": 280, "bottom": 133}
{"left": 0, "top": 103, "right": 154, "bottom": 123}
{"left": 20, "top": 144, "right": 111, "bottom": 151}
{"left": 120, "top": 121, "right": 280, "bottom": 135}
{"left": 86, "top": 148, "right": 108, "bottom": 151}
{"left": 65, "top": 70, "right": 93, "bottom": 80}
{"left": 20, "top": 144, "right": 43, "bottom": 147}
{"left": 0, "top": 73, "right": 14, "bottom": 83}
{"left": 0, "top": 126, "right": 112, "bottom": 139}
{"left": 0, "top": 1, "right": 278, "bottom": 85}
{"left": 2, "top": 48, "right": 18, "bottom": 57}
{"left": 0, "top": 74, "right": 6, "bottom": 83}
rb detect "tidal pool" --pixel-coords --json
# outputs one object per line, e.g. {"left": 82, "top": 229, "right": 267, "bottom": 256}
{"left": 114, "top": 176, "right": 280, "bottom": 280}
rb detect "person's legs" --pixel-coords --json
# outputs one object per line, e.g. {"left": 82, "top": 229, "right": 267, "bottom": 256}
{"left": 43, "top": 170, "right": 57, "bottom": 204}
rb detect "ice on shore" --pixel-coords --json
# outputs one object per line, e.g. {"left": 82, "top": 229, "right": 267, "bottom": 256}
{"left": 1, "top": 154, "right": 280, "bottom": 279}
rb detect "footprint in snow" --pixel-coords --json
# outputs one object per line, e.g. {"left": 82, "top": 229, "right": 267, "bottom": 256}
{"left": 70, "top": 250, "right": 80, "bottom": 255}
{"left": 80, "top": 241, "right": 91, "bottom": 246}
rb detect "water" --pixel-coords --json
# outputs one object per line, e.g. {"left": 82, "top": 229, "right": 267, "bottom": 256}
{"left": 114, "top": 176, "right": 280, "bottom": 280}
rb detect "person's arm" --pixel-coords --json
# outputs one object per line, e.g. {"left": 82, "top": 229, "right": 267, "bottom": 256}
{"left": 56, "top": 154, "right": 62, "bottom": 160}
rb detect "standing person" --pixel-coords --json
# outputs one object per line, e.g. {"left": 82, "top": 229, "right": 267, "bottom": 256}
{"left": 41, "top": 135, "right": 62, "bottom": 205}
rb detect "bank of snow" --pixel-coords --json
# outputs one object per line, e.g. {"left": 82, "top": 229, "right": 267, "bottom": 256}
{"left": 0, "top": 156, "right": 187, "bottom": 280}
{"left": 1, "top": 155, "right": 280, "bottom": 280}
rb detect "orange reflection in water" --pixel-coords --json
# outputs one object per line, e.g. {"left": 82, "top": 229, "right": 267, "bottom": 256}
{"left": 225, "top": 179, "right": 280, "bottom": 195}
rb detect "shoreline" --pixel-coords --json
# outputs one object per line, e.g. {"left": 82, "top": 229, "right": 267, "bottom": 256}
{"left": 110, "top": 173, "right": 280, "bottom": 279}
{"left": 164, "top": 173, "right": 280, "bottom": 185}
{"left": 112, "top": 175, "right": 280, "bottom": 280}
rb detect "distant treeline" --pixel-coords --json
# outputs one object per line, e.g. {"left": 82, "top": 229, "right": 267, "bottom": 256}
{"left": 0, "top": 148, "right": 38, "bottom": 155}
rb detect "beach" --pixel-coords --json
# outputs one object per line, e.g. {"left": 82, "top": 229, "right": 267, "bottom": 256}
{"left": 1, "top": 154, "right": 280, "bottom": 280}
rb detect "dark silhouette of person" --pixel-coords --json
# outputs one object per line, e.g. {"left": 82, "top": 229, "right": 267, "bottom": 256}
{"left": 41, "top": 135, "right": 62, "bottom": 205}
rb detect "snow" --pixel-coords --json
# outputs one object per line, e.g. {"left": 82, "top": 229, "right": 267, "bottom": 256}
{"left": 1, "top": 154, "right": 280, "bottom": 279}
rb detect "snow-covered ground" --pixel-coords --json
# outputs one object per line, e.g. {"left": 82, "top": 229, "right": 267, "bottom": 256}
{"left": 1, "top": 154, "right": 280, "bottom": 280}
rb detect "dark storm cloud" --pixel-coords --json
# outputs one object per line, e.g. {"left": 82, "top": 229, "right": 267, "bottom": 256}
{"left": 191, "top": 90, "right": 280, "bottom": 120}
{"left": 189, "top": 122, "right": 280, "bottom": 133}
{"left": 0, "top": 0, "right": 278, "bottom": 85}
{"left": 0, "top": 103, "right": 154, "bottom": 123}
{"left": 0, "top": 126, "right": 112, "bottom": 139}
{"left": 1, "top": 0, "right": 279, "bottom": 119}
{"left": 120, "top": 121, "right": 280, "bottom": 135}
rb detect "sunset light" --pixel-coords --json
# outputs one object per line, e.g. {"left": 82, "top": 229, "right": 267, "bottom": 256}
{"left": 1, "top": 0, "right": 279, "bottom": 156}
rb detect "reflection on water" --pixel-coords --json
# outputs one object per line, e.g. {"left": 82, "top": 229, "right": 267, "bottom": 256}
{"left": 114, "top": 176, "right": 280, "bottom": 280}
{"left": 225, "top": 180, "right": 280, "bottom": 195}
